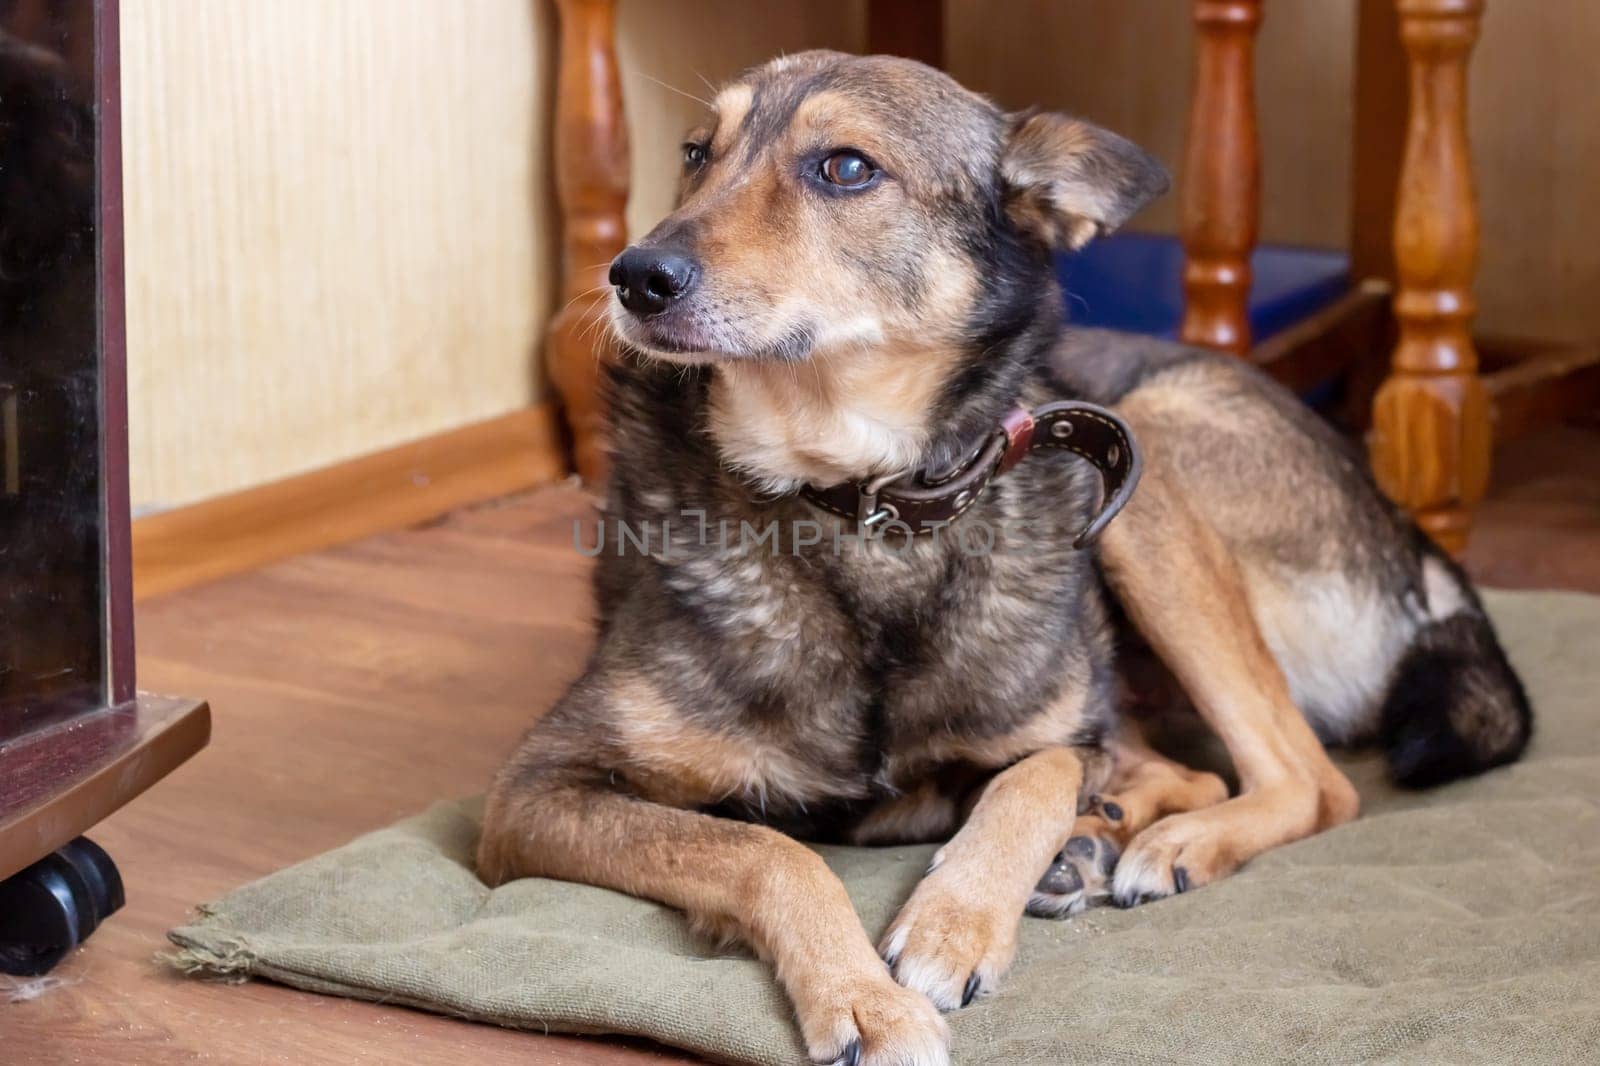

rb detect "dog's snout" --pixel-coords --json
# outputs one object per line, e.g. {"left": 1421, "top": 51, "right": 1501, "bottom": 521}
{"left": 609, "top": 247, "right": 699, "bottom": 316}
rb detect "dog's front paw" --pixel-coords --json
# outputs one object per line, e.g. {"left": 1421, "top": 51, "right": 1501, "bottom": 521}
{"left": 802, "top": 976, "right": 949, "bottom": 1066}
{"left": 1026, "top": 832, "right": 1119, "bottom": 918}
{"left": 879, "top": 862, "right": 1019, "bottom": 1011}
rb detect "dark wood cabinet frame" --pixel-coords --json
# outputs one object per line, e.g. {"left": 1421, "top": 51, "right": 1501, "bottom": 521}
{"left": 0, "top": 0, "right": 209, "bottom": 888}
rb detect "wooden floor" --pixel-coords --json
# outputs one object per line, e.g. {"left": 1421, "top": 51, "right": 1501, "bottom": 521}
{"left": 1464, "top": 423, "right": 1600, "bottom": 594}
{"left": 7, "top": 424, "right": 1598, "bottom": 1065}
{"left": 7, "top": 485, "right": 685, "bottom": 1065}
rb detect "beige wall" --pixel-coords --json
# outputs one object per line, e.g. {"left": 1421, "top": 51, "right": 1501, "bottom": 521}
{"left": 124, "top": 0, "right": 862, "bottom": 511}
{"left": 1470, "top": 0, "right": 1600, "bottom": 342}
{"left": 125, "top": 1, "right": 1597, "bottom": 510}
{"left": 123, "top": 0, "right": 552, "bottom": 510}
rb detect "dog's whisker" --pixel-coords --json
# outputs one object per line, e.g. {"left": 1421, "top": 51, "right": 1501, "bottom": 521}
{"left": 557, "top": 282, "right": 616, "bottom": 319}
{"left": 575, "top": 299, "right": 612, "bottom": 329}
{"left": 572, "top": 309, "right": 601, "bottom": 341}
{"left": 568, "top": 329, "right": 614, "bottom": 363}
{"left": 630, "top": 70, "right": 712, "bottom": 109}
{"left": 578, "top": 314, "right": 615, "bottom": 351}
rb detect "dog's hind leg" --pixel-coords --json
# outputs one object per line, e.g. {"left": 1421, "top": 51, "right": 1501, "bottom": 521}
{"left": 1094, "top": 473, "right": 1361, "bottom": 907}
{"left": 1095, "top": 726, "right": 1231, "bottom": 842}
{"left": 1028, "top": 727, "right": 1228, "bottom": 917}
{"left": 878, "top": 746, "right": 1088, "bottom": 1010}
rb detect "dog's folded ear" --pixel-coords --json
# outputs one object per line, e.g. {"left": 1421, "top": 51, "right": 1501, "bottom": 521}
{"left": 999, "top": 110, "right": 1170, "bottom": 251}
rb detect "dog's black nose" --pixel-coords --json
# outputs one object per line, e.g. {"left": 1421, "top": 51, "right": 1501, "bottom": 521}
{"left": 609, "top": 247, "right": 698, "bottom": 315}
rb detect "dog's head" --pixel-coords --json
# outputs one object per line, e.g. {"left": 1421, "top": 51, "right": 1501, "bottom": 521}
{"left": 608, "top": 50, "right": 1168, "bottom": 366}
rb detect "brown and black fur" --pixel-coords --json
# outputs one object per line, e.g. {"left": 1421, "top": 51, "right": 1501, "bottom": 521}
{"left": 1051, "top": 329, "right": 1530, "bottom": 783}
{"left": 479, "top": 51, "right": 1530, "bottom": 1066}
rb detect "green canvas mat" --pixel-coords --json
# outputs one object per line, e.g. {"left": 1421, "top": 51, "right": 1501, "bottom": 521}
{"left": 170, "top": 590, "right": 1600, "bottom": 1064}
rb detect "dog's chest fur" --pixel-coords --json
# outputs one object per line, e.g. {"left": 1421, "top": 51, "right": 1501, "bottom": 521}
{"left": 591, "top": 363, "right": 1116, "bottom": 839}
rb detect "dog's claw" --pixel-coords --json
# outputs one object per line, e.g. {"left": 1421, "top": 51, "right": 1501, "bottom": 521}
{"left": 961, "top": 973, "right": 981, "bottom": 1008}
{"left": 1113, "top": 864, "right": 1191, "bottom": 907}
{"left": 1114, "top": 889, "right": 1161, "bottom": 909}
{"left": 824, "top": 1039, "right": 862, "bottom": 1066}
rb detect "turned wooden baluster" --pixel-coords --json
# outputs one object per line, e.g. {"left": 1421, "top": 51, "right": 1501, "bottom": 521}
{"left": 1180, "top": 0, "right": 1262, "bottom": 357}
{"left": 547, "top": 0, "right": 629, "bottom": 484}
{"left": 1370, "top": 0, "right": 1488, "bottom": 554}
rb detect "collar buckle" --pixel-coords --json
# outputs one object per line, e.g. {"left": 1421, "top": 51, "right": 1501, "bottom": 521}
{"left": 856, "top": 472, "right": 905, "bottom": 535}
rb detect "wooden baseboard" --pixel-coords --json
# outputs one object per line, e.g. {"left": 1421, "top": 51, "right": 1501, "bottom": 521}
{"left": 133, "top": 405, "right": 568, "bottom": 600}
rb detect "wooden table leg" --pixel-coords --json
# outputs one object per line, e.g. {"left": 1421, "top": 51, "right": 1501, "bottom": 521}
{"left": 1369, "top": 0, "right": 1489, "bottom": 554}
{"left": 547, "top": 0, "right": 629, "bottom": 485}
{"left": 1180, "top": 0, "right": 1262, "bottom": 357}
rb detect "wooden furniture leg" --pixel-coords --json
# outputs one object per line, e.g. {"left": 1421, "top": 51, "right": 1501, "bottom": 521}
{"left": 1180, "top": 0, "right": 1262, "bottom": 357}
{"left": 1369, "top": 0, "right": 1488, "bottom": 554}
{"left": 1350, "top": 0, "right": 1409, "bottom": 284}
{"left": 547, "top": 0, "right": 629, "bottom": 485}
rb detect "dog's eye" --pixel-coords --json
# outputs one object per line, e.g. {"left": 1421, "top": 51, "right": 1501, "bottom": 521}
{"left": 821, "top": 151, "right": 876, "bottom": 189}
{"left": 682, "top": 142, "right": 708, "bottom": 169}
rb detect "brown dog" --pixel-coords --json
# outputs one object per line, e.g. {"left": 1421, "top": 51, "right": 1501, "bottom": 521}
{"left": 479, "top": 52, "right": 1530, "bottom": 1065}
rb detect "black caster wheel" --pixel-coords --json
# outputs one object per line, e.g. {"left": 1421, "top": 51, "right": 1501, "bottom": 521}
{"left": 0, "top": 836, "right": 124, "bottom": 976}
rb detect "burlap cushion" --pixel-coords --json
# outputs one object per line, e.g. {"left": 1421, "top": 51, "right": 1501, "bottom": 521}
{"left": 170, "top": 590, "right": 1600, "bottom": 1064}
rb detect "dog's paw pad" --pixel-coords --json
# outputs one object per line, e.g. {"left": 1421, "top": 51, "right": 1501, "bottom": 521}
{"left": 1026, "top": 834, "right": 1118, "bottom": 918}
{"left": 1098, "top": 799, "right": 1124, "bottom": 823}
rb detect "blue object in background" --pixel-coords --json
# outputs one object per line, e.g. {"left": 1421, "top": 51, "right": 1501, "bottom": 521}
{"left": 1054, "top": 232, "right": 1350, "bottom": 346}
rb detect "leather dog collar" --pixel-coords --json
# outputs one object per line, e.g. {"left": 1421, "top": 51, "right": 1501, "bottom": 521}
{"left": 800, "top": 401, "right": 1142, "bottom": 548}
